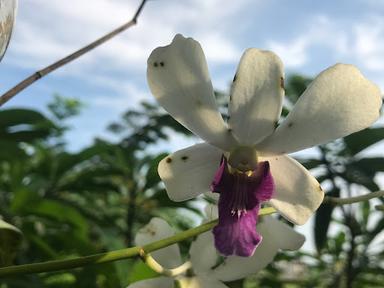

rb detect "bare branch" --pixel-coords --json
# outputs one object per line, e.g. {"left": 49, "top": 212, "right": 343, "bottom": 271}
{"left": 0, "top": 0, "right": 148, "bottom": 107}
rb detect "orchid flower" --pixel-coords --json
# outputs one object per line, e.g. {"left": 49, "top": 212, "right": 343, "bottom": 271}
{"left": 147, "top": 34, "right": 382, "bottom": 257}
{"left": 127, "top": 216, "right": 304, "bottom": 288}
{"left": 0, "top": 0, "right": 17, "bottom": 61}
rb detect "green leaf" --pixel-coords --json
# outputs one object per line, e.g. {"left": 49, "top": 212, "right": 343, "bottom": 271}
{"left": 0, "top": 108, "right": 58, "bottom": 142}
{"left": 344, "top": 128, "right": 384, "bottom": 155}
{"left": 284, "top": 74, "right": 312, "bottom": 104}
{"left": 341, "top": 164, "right": 380, "bottom": 192}
{"left": 361, "top": 200, "right": 371, "bottom": 227}
{"left": 314, "top": 188, "right": 339, "bottom": 252}
{"left": 0, "top": 109, "right": 49, "bottom": 127}
{"left": 144, "top": 153, "right": 168, "bottom": 190}
{"left": 0, "top": 219, "right": 23, "bottom": 266}
{"left": 0, "top": 140, "right": 26, "bottom": 160}
{"left": 11, "top": 189, "right": 89, "bottom": 239}
{"left": 350, "top": 157, "right": 384, "bottom": 175}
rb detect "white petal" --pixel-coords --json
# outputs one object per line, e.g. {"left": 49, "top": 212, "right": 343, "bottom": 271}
{"left": 261, "top": 217, "right": 305, "bottom": 250}
{"left": 147, "top": 34, "right": 237, "bottom": 151}
{"left": 189, "top": 232, "right": 217, "bottom": 274}
{"left": 158, "top": 143, "right": 222, "bottom": 201}
{"left": 126, "top": 277, "right": 173, "bottom": 288}
{"left": 203, "top": 204, "right": 218, "bottom": 220}
{"left": 257, "top": 64, "right": 382, "bottom": 155}
{"left": 135, "top": 218, "right": 182, "bottom": 269}
{"left": 263, "top": 155, "right": 324, "bottom": 225}
{"left": 229, "top": 49, "right": 284, "bottom": 145}
{"left": 203, "top": 191, "right": 219, "bottom": 202}
{"left": 178, "top": 276, "right": 229, "bottom": 288}
{"left": 0, "top": 0, "right": 17, "bottom": 61}
{"left": 213, "top": 216, "right": 304, "bottom": 282}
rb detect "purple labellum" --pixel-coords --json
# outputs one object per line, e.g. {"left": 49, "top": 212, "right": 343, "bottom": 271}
{"left": 211, "top": 157, "right": 275, "bottom": 257}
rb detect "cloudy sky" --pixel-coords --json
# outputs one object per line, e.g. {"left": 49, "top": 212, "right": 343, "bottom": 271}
{"left": 1, "top": 0, "right": 384, "bottom": 251}
{"left": 1, "top": 0, "right": 384, "bottom": 151}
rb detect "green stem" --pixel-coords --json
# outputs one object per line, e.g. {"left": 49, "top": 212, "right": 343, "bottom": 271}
{"left": 2, "top": 189, "right": 383, "bottom": 278}
{"left": 0, "top": 207, "right": 276, "bottom": 277}
{"left": 324, "top": 190, "right": 384, "bottom": 205}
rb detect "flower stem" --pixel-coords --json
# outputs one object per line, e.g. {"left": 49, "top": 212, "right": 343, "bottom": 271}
{"left": 139, "top": 250, "right": 192, "bottom": 277}
{"left": 0, "top": 0, "right": 148, "bottom": 107}
{"left": 0, "top": 207, "right": 278, "bottom": 277}
{"left": 2, "top": 191, "right": 382, "bottom": 278}
{"left": 324, "top": 190, "right": 384, "bottom": 205}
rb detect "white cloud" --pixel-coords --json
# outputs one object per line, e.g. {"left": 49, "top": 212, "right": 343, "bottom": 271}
{"left": 264, "top": 13, "right": 384, "bottom": 77}
{"left": 268, "top": 37, "right": 309, "bottom": 68}
{"left": 265, "top": 15, "right": 349, "bottom": 69}
{"left": 3, "top": 0, "right": 259, "bottom": 113}
{"left": 90, "top": 79, "right": 149, "bottom": 112}
{"left": 352, "top": 17, "right": 384, "bottom": 71}
{"left": 7, "top": 0, "right": 252, "bottom": 72}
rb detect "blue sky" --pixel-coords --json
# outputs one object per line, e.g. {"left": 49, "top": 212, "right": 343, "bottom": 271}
{"left": 1, "top": 0, "right": 384, "bottom": 252}
{"left": 1, "top": 0, "right": 384, "bottom": 151}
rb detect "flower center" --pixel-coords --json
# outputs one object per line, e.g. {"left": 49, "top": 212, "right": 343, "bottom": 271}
{"left": 227, "top": 146, "right": 258, "bottom": 172}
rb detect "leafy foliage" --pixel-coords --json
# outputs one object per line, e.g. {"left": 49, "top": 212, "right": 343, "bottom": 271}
{"left": 0, "top": 73, "right": 383, "bottom": 287}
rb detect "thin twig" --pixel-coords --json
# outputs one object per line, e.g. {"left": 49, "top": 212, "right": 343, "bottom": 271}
{"left": 324, "top": 190, "right": 384, "bottom": 205}
{"left": 0, "top": 0, "right": 148, "bottom": 107}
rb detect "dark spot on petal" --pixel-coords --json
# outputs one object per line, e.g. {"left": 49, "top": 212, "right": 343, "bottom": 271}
{"left": 229, "top": 95, "right": 232, "bottom": 102}
{"left": 228, "top": 128, "right": 232, "bottom": 133}
{"left": 153, "top": 62, "right": 158, "bottom": 67}
{"left": 280, "top": 77, "right": 284, "bottom": 89}
{"left": 275, "top": 158, "right": 278, "bottom": 161}
{"left": 233, "top": 74, "right": 237, "bottom": 82}
{"left": 181, "top": 156, "right": 189, "bottom": 161}
{"left": 160, "top": 61, "right": 165, "bottom": 67}
{"left": 166, "top": 157, "right": 172, "bottom": 163}
{"left": 288, "top": 122, "right": 293, "bottom": 128}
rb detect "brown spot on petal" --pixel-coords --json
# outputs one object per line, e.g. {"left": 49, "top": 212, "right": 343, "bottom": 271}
{"left": 153, "top": 62, "right": 158, "bottom": 67}
{"left": 288, "top": 122, "right": 293, "bottom": 128}
{"left": 181, "top": 156, "right": 189, "bottom": 161}
{"left": 166, "top": 157, "right": 172, "bottom": 163}
{"left": 160, "top": 61, "right": 165, "bottom": 67}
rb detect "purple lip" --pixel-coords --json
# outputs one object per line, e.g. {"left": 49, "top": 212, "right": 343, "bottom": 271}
{"left": 211, "top": 157, "right": 275, "bottom": 257}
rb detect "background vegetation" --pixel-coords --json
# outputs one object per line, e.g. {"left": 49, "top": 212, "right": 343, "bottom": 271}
{"left": 0, "top": 76, "right": 383, "bottom": 288}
